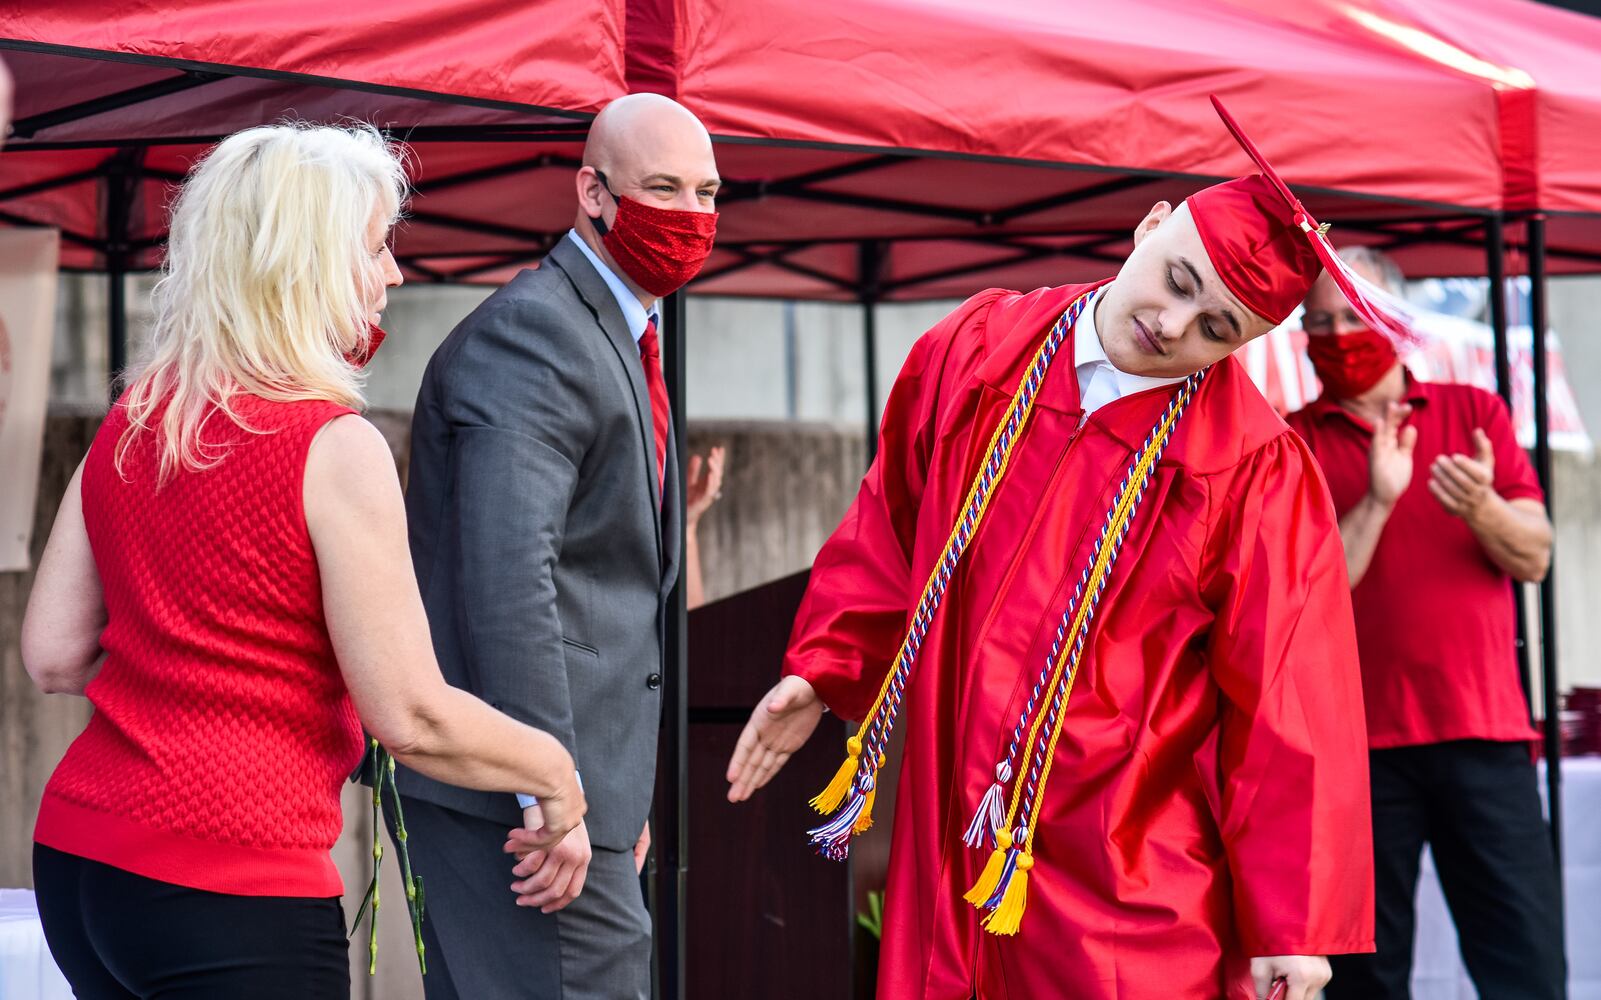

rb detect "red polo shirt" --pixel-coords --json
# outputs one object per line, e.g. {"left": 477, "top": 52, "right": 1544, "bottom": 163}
{"left": 1286, "top": 376, "right": 1542, "bottom": 749}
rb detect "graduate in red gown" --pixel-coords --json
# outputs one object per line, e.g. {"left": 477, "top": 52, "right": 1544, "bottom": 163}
{"left": 727, "top": 102, "right": 1384, "bottom": 1000}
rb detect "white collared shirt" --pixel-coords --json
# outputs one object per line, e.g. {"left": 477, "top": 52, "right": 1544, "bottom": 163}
{"left": 565, "top": 229, "right": 659, "bottom": 343}
{"left": 1075, "top": 288, "right": 1186, "bottom": 420}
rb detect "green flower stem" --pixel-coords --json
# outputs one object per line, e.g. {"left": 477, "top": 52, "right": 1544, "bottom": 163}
{"left": 347, "top": 739, "right": 429, "bottom": 979}
{"left": 383, "top": 754, "right": 428, "bottom": 974}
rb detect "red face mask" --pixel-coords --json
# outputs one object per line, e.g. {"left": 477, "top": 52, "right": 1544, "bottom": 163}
{"left": 593, "top": 171, "right": 718, "bottom": 298}
{"left": 1305, "top": 324, "right": 1398, "bottom": 398}
{"left": 344, "top": 324, "right": 386, "bottom": 369}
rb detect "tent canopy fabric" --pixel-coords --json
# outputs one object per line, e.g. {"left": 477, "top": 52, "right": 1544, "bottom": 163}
{"left": 3, "top": 0, "right": 1600, "bottom": 301}
{"left": 0, "top": 1, "right": 625, "bottom": 121}
{"left": 678, "top": 0, "right": 1508, "bottom": 209}
{"left": 1231, "top": 0, "right": 1601, "bottom": 217}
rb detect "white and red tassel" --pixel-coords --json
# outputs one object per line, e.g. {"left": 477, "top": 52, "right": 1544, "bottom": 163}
{"left": 1210, "top": 94, "right": 1423, "bottom": 353}
{"left": 1296, "top": 215, "right": 1424, "bottom": 351}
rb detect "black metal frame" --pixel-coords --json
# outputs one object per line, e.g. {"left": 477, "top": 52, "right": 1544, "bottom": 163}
{"left": 659, "top": 290, "right": 690, "bottom": 1000}
{"left": 0, "top": 40, "right": 1583, "bottom": 998}
{"left": 1525, "top": 216, "right": 1565, "bottom": 888}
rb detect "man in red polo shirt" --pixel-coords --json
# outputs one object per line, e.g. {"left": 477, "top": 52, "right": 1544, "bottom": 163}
{"left": 1286, "top": 246, "right": 1563, "bottom": 1000}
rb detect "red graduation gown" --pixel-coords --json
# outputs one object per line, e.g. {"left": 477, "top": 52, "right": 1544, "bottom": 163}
{"left": 782, "top": 282, "right": 1374, "bottom": 999}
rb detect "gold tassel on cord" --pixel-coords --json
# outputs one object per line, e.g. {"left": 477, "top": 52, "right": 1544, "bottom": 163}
{"left": 809, "top": 736, "right": 862, "bottom": 814}
{"left": 963, "top": 830, "right": 1013, "bottom": 907}
{"left": 981, "top": 852, "right": 1032, "bottom": 936}
{"left": 852, "top": 784, "right": 878, "bottom": 833}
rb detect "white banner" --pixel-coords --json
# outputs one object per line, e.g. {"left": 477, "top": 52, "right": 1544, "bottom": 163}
{"left": 0, "top": 228, "right": 61, "bottom": 571}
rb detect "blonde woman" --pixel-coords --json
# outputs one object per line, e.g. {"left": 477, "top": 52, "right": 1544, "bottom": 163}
{"left": 20, "top": 123, "right": 583, "bottom": 999}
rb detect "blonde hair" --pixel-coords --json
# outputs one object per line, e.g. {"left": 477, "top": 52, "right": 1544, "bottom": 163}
{"left": 117, "top": 122, "right": 408, "bottom": 480}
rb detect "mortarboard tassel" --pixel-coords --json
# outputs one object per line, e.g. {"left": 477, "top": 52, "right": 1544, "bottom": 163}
{"left": 1209, "top": 94, "right": 1422, "bottom": 351}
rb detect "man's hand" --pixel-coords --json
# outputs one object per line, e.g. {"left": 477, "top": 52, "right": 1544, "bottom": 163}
{"left": 504, "top": 809, "right": 592, "bottom": 913}
{"left": 1368, "top": 401, "right": 1417, "bottom": 507}
{"left": 726, "top": 675, "right": 824, "bottom": 802}
{"left": 633, "top": 820, "right": 651, "bottom": 875}
{"left": 1428, "top": 427, "right": 1495, "bottom": 519}
{"left": 505, "top": 769, "right": 586, "bottom": 855}
{"left": 1251, "top": 955, "right": 1329, "bottom": 1000}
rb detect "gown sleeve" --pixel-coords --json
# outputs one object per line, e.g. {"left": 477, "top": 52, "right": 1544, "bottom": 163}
{"left": 1200, "top": 429, "right": 1377, "bottom": 958}
{"left": 781, "top": 289, "right": 1006, "bottom": 721}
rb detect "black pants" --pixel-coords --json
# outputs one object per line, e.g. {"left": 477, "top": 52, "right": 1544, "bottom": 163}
{"left": 32, "top": 843, "right": 349, "bottom": 999}
{"left": 1325, "top": 740, "right": 1565, "bottom": 1000}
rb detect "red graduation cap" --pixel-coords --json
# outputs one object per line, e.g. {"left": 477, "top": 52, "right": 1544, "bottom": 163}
{"left": 1192, "top": 96, "right": 1421, "bottom": 347}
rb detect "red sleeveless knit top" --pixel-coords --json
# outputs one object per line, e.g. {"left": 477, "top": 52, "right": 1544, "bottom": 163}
{"left": 34, "top": 394, "right": 365, "bottom": 897}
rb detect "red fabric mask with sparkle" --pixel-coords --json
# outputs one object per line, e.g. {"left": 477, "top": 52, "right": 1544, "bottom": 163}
{"left": 1306, "top": 325, "right": 1398, "bottom": 398}
{"left": 344, "top": 324, "right": 386, "bottom": 368}
{"left": 593, "top": 172, "right": 718, "bottom": 297}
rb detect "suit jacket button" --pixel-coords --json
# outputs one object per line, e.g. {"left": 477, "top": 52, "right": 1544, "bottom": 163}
{"left": 646, "top": 673, "right": 663, "bottom": 690}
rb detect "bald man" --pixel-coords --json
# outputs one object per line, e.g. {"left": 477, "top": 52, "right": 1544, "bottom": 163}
{"left": 393, "top": 94, "right": 720, "bottom": 1000}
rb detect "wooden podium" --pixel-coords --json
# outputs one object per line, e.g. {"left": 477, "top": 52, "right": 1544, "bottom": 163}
{"left": 654, "top": 569, "right": 858, "bottom": 998}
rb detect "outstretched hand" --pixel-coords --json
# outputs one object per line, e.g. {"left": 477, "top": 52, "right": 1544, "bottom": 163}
{"left": 725, "top": 675, "right": 824, "bottom": 802}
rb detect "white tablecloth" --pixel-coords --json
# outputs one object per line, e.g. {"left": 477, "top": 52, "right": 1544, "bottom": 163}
{"left": 1413, "top": 756, "right": 1601, "bottom": 999}
{"left": 0, "top": 889, "right": 71, "bottom": 1000}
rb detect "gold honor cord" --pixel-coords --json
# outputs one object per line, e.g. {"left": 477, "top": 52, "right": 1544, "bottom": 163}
{"left": 964, "top": 367, "right": 1208, "bottom": 934}
{"left": 807, "top": 294, "right": 1094, "bottom": 859}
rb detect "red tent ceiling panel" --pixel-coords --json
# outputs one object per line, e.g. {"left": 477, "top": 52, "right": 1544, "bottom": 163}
{"left": 1227, "top": 0, "right": 1601, "bottom": 215}
{"left": 1346, "top": 0, "right": 1601, "bottom": 215}
{"left": 678, "top": 0, "right": 1508, "bottom": 210}
{"left": 3, "top": 0, "right": 1599, "bottom": 299}
{"left": 4, "top": 52, "right": 575, "bottom": 145}
{"left": 0, "top": 1, "right": 626, "bottom": 117}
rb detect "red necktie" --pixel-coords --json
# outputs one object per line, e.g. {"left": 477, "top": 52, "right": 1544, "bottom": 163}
{"left": 638, "top": 320, "right": 670, "bottom": 504}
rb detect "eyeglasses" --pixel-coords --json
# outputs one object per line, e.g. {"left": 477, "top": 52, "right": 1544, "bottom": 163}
{"left": 1301, "top": 309, "right": 1363, "bottom": 335}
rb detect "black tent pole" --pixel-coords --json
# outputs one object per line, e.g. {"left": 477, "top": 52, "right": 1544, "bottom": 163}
{"left": 106, "top": 159, "right": 131, "bottom": 400}
{"left": 1488, "top": 216, "right": 1513, "bottom": 404}
{"left": 860, "top": 241, "right": 883, "bottom": 468}
{"left": 1526, "top": 217, "right": 1564, "bottom": 896}
{"left": 658, "top": 289, "right": 690, "bottom": 1000}
{"left": 1486, "top": 216, "right": 1535, "bottom": 716}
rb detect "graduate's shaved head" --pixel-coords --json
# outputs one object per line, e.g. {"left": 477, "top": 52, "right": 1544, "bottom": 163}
{"left": 571, "top": 93, "right": 720, "bottom": 299}
{"left": 1092, "top": 200, "right": 1278, "bottom": 379}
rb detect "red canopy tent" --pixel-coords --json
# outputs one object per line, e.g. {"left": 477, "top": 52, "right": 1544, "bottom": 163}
{"left": 4, "top": 1, "right": 1597, "bottom": 992}
{"left": 0, "top": 0, "right": 1541, "bottom": 294}
{"left": 1237, "top": 0, "right": 1601, "bottom": 218}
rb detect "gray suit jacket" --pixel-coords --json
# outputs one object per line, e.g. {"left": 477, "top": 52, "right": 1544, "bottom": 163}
{"left": 394, "top": 237, "right": 681, "bottom": 851}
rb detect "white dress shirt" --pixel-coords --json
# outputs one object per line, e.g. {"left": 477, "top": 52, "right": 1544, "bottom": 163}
{"left": 565, "top": 229, "right": 658, "bottom": 343}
